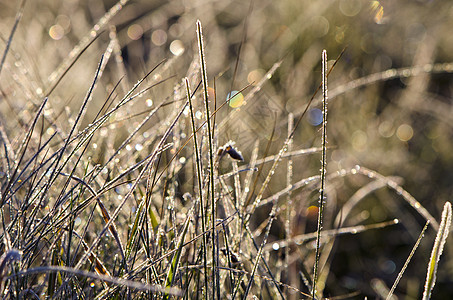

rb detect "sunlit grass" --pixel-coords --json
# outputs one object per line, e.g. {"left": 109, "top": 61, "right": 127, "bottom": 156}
{"left": 0, "top": 0, "right": 452, "bottom": 299}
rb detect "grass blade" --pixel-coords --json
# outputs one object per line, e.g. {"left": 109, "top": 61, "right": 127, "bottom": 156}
{"left": 422, "top": 202, "right": 452, "bottom": 300}
{"left": 196, "top": 19, "right": 217, "bottom": 298}
{"left": 163, "top": 212, "right": 191, "bottom": 299}
{"left": 0, "top": 0, "right": 25, "bottom": 78}
{"left": 313, "top": 49, "right": 328, "bottom": 299}
{"left": 387, "top": 221, "right": 429, "bottom": 300}
{"left": 185, "top": 77, "right": 208, "bottom": 299}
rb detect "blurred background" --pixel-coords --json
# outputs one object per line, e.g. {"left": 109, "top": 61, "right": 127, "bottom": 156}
{"left": 1, "top": 0, "right": 453, "bottom": 298}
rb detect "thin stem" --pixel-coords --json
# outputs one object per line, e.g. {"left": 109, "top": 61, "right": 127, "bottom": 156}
{"left": 313, "top": 49, "right": 328, "bottom": 299}
{"left": 185, "top": 78, "right": 208, "bottom": 299}
{"left": 197, "top": 20, "right": 217, "bottom": 298}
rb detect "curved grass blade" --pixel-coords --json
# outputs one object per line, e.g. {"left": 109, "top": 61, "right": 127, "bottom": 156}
{"left": 9, "top": 265, "right": 181, "bottom": 295}
{"left": 0, "top": 249, "right": 22, "bottom": 294}
{"left": 351, "top": 166, "right": 439, "bottom": 230}
{"left": 422, "top": 201, "right": 452, "bottom": 300}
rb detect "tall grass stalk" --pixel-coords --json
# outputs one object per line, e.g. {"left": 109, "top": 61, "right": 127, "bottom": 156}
{"left": 196, "top": 19, "right": 218, "bottom": 298}
{"left": 243, "top": 48, "right": 344, "bottom": 223}
{"left": 313, "top": 49, "right": 328, "bottom": 299}
{"left": 285, "top": 112, "right": 294, "bottom": 290}
{"left": 185, "top": 77, "right": 209, "bottom": 299}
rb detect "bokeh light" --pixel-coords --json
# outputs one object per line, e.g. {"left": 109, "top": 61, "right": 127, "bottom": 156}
{"left": 127, "top": 24, "right": 143, "bottom": 40}
{"left": 307, "top": 108, "right": 323, "bottom": 126}
{"left": 370, "top": 1, "right": 385, "bottom": 24}
{"left": 378, "top": 120, "right": 395, "bottom": 138}
{"left": 247, "top": 69, "right": 265, "bottom": 85}
{"left": 396, "top": 124, "right": 414, "bottom": 142}
{"left": 152, "top": 29, "right": 167, "bottom": 46}
{"left": 339, "top": 0, "right": 362, "bottom": 17}
{"left": 170, "top": 40, "right": 185, "bottom": 56}
{"left": 227, "top": 91, "right": 244, "bottom": 108}
{"left": 49, "top": 24, "right": 65, "bottom": 40}
{"left": 352, "top": 130, "right": 368, "bottom": 151}
{"left": 56, "top": 15, "right": 71, "bottom": 31}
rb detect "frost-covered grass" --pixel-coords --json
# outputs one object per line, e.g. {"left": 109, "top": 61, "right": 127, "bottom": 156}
{"left": 0, "top": 0, "right": 452, "bottom": 298}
